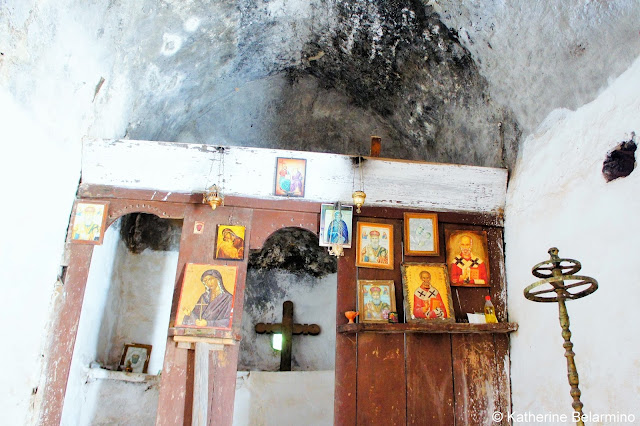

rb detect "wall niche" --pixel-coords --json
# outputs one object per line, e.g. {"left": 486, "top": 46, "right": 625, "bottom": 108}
{"left": 61, "top": 214, "right": 182, "bottom": 425}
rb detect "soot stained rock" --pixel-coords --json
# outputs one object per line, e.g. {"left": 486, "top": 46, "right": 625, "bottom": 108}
{"left": 249, "top": 227, "right": 337, "bottom": 278}
{"left": 280, "top": 0, "right": 520, "bottom": 167}
{"left": 119, "top": 0, "right": 519, "bottom": 169}
{"left": 119, "top": 213, "right": 182, "bottom": 254}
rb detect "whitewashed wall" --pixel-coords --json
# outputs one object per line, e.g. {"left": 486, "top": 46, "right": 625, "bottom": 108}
{"left": 106, "top": 240, "right": 179, "bottom": 374}
{"left": 0, "top": 2, "right": 126, "bottom": 423}
{"left": 82, "top": 138, "right": 508, "bottom": 215}
{"left": 0, "top": 93, "right": 83, "bottom": 424}
{"left": 233, "top": 371, "right": 334, "bottom": 426}
{"left": 239, "top": 270, "right": 337, "bottom": 371}
{"left": 505, "top": 56, "right": 640, "bottom": 422}
{"left": 61, "top": 220, "right": 179, "bottom": 425}
{"left": 60, "top": 223, "right": 120, "bottom": 425}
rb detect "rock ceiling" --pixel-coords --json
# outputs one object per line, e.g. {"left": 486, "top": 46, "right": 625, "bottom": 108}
{"left": 4, "top": 0, "right": 639, "bottom": 169}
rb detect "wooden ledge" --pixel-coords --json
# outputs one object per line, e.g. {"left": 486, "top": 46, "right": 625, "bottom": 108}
{"left": 336, "top": 322, "right": 518, "bottom": 334}
{"left": 168, "top": 327, "right": 241, "bottom": 341}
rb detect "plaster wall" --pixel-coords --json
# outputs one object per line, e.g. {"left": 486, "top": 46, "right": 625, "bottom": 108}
{"left": 505, "top": 56, "right": 640, "bottom": 422}
{"left": 106, "top": 238, "right": 179, "bottom": 374}
{"left": 60, "top": 223, "right": 120, "bottom": 425}
{"left": 60, "top": 220, "right": 179, "bottom": 424}
{"left": 239, "top": 270, "right": 337, "bottom": 371}
{"left": 1, "top": 2, "right": 125, "bottom": 423}
{"left": 233, "top": 371, "right": 335, "bottom": 426}
{"left": 76, "top": 376, "right": 159, "bottom": 426}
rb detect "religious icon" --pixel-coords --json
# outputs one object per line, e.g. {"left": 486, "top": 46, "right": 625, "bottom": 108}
{"left": 355, "top": 222, "right": 394, "bottom": 269}
{"left": 358, "top": 280, "right": 397, "bottom": 323}
{"left": 120, "top": 343, "right": 151, "bottom": 374}
{"left": 274, "top": 157, "right": 306, "bottom": 197}
{"left": 215, "top": 225, "right": 245, "bottom": 260}
{"left": 401, "top": 263, "right": 454, "bottom": 323}
{"left": 193, "top": 221, "right": 205, "bottom": 234}
{"left": 69, "top": 200, "right": 109, "bottom": 244}
{"left": 445, "top": 230, "right": 490, "bottom": 287}
{"left": 175, "top": 263, "right": 237, "bottom": 329}
{"left": 319, "top": 203, "right": 353, "bottom": 248}
{"left": 404, "top": 212, "right": 439, "bottom": 256}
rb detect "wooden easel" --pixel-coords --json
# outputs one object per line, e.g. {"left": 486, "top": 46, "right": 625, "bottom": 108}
{"left": 174, "top": 336, "right": 235, "bottom": 426}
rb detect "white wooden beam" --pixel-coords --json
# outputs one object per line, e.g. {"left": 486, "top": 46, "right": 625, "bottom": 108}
{"left": 192, "top": 342, "right": 215, "bottom": 426}
{"left": 82, "top": 138, "right": 507, "bottom": 214}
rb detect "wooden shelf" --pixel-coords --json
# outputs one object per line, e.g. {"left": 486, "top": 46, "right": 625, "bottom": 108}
{"left": 337, "top": 322, "right": 518, "bottom": 334}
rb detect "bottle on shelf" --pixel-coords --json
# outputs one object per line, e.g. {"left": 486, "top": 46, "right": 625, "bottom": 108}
{"left": 484, "top": 295, "right": 498, "bottom": 323}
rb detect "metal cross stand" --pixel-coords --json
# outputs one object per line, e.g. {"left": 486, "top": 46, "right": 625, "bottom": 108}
{"left": 523, "top": 248, "right": 598, "bottom": 426}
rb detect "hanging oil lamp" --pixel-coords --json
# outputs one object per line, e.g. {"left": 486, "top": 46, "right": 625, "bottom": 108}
{"left": 352, "top": 190, "right": 366, "bottom": 214}
{"left": 352, "top": 156, "right": 367, "bottom": 213}
{"left": 203, "top": 184, "right": 223, "bottom": 210}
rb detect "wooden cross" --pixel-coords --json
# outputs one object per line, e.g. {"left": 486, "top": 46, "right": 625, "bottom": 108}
{"left": 255, "top": 301, "right": 321, "bottom": 371}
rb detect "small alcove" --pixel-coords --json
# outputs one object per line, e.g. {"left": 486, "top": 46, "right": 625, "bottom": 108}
{"left": 233, "top": 227, "right": 337, "bottom": 425}
{"left": 61, "top": 213, "right": 182, "bottom": 425}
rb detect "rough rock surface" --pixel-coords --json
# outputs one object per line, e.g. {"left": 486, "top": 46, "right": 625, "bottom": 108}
{"left": 119, "top": 0, "right": 520, "bottom": 168}
{"left": 249, "top": 227, "right": 336, "bottom": 277}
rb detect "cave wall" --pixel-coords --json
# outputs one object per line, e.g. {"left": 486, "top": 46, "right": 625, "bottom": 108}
{"left": 3, "top": 0, "right": 520, "bottom": 169}
{"left": 505, "top": 56, "right": 640, "bottom": 420}
{"left": 238, "top": 269, "right": 337, "bottom": 371}
{"left": 2, "top": 0, "right": 639, "bottom": 423}
{"left": 433, "top": 1, "right": 640, "bottom": 133}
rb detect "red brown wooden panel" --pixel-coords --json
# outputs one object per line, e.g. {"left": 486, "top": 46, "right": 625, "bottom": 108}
{"left": 157, "top": 204, "right": 252, "bottom": 425}
{"left": 77, "top": 184, "right": 503, "bottom": 226}
{"left": 38, "top": 244, "right": 93, "bottom": 426}
{"left": 155, "top": 338, "right": 192, "bottom": 426}
{"left": 355, "top": 217, "right": 406, "bottom": 425}
{"left": 356, "top": 333, "right": 406, "bottom": 425}
{"left": 452, "top": 334, "right": 507, "bottom": 425}
{"left": 334, "top": 244, "right": 358, "bottom": 425}
{"left": 249, "top": 209, "right": 318, "bottom": 250}
{"left": 487, "top": 228, "right": 507, "bottom": 321}
{"left": 406, "top": 334, "right": 454, "bottom": 425}
{"left": 210, "top": 344, "right": 240, "bottom": 426}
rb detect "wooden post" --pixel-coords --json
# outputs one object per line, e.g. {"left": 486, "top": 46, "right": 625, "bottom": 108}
{"left": 370, "top": 136, "right": 381, "bottom": 157}
{"left": 280, "top": 301, "right": 294, "bottom": 371}
{"left": 192, "top": 343, "right": 211, "bottom": 426}
{"left": 191, "top": 342, "right": 223, "bottom": 426}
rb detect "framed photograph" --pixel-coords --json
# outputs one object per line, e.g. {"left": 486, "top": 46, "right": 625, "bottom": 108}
{"left": 70, "top": 200, "right": 109, "bottom": 244}
{"left": 216, "top": 225, "right": 246, "bottom": 260}
{"left": 356, "top": 222, "right": 394, "bottom": 269}
{"left": 120, "top": 343, "right": 152, "bottom": 374}
{"left": 445, "top": 230, "right": 490, "bottom": 287}
{"left": 401, "top": 263, "right": 454, "bottom": 322}
{"left": 404, "top": 212, "right": 439, "bottom": 256}
{"left": 274, "top": 157, "right": 306, "bottom": 197}
{"left": 175, "top": 263, "right": 238, "bottom": 329}
{"left": 319, "top": 204, "right": 353, "bottom": 247}
{"left": 358, "top": 280, "right": 397, "bottom": 323}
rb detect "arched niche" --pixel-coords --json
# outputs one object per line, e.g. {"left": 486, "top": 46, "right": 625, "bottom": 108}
{"left": 234, "top": 227, "right": 337, "bottom": 425}
{"left": 60, "top": 208, "right": 183, "bottom": 425}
